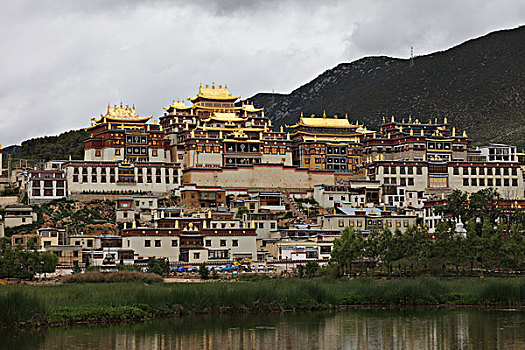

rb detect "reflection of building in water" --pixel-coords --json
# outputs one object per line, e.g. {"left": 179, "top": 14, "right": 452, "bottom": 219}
{"left": 17, "top": 309, "right": 525, "bottom": 349}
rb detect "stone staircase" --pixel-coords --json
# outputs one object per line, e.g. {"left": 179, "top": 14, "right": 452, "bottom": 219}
{"left": 280, "top": 189, "right": 309, "bottom": 223}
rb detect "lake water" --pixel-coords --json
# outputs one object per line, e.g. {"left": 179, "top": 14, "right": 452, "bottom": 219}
{"left": 3, "top": 308, "right": 525, "bottom": 349}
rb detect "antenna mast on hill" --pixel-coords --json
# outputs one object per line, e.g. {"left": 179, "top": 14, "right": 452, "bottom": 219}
{"left": 409, "top": 46, "right": 414, "bottom": 68}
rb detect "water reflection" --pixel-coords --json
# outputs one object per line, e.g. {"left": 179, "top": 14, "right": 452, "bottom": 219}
{"left": 3, "top": 308, "right": 525, "bottom": 349}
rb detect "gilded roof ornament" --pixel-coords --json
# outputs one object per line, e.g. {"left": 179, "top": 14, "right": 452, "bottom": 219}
{"left": 323, "top": 111, "right": 326, "bottom": 118}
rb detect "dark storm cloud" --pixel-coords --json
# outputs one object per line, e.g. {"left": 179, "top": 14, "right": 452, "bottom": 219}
{"left": 0, "top": 0, "right": 523, "bottom": 146}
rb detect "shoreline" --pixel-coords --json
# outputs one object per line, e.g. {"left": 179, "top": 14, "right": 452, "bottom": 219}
{"left": 3, "top": 277, "right": 525, "bottom": 330}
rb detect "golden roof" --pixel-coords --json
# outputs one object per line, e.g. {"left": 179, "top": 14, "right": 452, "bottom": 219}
{"left": 163, "top": 99, "right": 193, "bottom": 111}
{"left": 289, "top": 113, "right": 359, "bottom": 129}
{"left": 204, "top": 112, "right": 247, "bottom": 123}
{"left": 190, "top": 83, "right": 240, "bottom": 101}
{"left": 242, "top": 103, "right": 263, "bottom": 112}
{"left": 93, "top": 103, "right": 151, "bottom": 124}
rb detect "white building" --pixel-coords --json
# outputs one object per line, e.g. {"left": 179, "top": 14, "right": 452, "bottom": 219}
{"left": 478, "top": 144, "right": 517, "bottom": 162}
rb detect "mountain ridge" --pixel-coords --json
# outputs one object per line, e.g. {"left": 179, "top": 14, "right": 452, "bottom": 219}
{"left": 248, "top": 26, "right": 525, "bottom": 146}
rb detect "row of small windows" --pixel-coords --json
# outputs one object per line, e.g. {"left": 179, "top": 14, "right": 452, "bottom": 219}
{"left": 143, "top": 239, "right": 239, "bottom": 247}
{"left": 384, "top": 177, "right": 415, "bottom": 186}
{"left": 32, "top": 189, "right": 65, "bottom": 197}
{"left": 453, "top": 167, "right": 518, "bottom": 176}
{"left": 32, "top": 180, "right": 65, "bottom": 188}
{"left": 72, "top": 175, "right": 177, "bottom": 184}
{"left": 382, "top": 166, "right": 423, "bottom": 175}
{"left": 462, "top": 178, "right": 519, "bottom": 187}
{"left": 337, "top": 219, "right": 409, "bottom": 228}
{"left": 73, "top": 167, "right": 174, "bottom": 176}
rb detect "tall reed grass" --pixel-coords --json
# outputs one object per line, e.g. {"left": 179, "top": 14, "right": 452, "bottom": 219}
{"left": 1, "top": 278, "right": 525, "bottom": 328}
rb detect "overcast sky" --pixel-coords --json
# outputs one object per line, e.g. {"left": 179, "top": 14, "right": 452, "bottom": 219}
{"left": 1, "top": 0, "right": 523, "bottom": 146}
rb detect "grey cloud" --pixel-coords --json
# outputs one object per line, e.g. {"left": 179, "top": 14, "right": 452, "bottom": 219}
{"left": 0, "top": 0, "right": 523, "bottom": 146}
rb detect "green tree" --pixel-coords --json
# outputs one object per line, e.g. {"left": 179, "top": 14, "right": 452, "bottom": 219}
{"left": 330, "top": 227, "right": 363, "bottom": 276}
{"left": 199, "top": 262, "right": 209, "bottom": 280}
{"left": 147, "top": 257, "right": 170, "bottom": 276}
{"left": 305, "top": 261, "right": 319, "bottom": 277}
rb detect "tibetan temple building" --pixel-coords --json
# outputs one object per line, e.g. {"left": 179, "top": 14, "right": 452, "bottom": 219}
{"left": 288, "top": 112, "right": 370, "bottom": 172}
{"left": 160, "top": 83, "right": 292, "bottom": 169}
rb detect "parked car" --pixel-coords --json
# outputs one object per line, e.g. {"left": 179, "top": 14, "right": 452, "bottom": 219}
{"left": 186, "top": 266, "right": 199, "bottom": 273}
{"left": 220, "top": 264, "right": 240, "bottom": 272}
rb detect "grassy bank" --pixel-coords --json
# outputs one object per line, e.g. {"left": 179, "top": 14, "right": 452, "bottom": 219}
{"left": 2, "top": 277, "right": 525, "bottom": 329}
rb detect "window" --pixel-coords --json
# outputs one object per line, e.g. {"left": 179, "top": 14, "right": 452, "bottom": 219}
{"left": 463, "top": 168, "right": 468, "bottom": 175}
{"left": 463, "top": 178, "right": 469, "bottom": 186}
{"left": 220, "top": 240, "right": 226, "bottom": 247}
{"left": 453, "top": 167, "right": 459, "bottom": 175}
{"left": 471, "top": 178, "right": 477, "bottom": 186}
{"left": 193, "top": 252, "right": 200, "bottom": 260}
{"left": 145, "top": 240, "right": 151, "bottom": 247}
{"left": 416, "top": 167, "right": 422, "bottom": 175}
{"left": 116, "top": 149, "right": 121, "bottom": 156}
{"left": 95, "top": 150, "right": 101, "bottom": 157}
{"left": 338, "top": 220, "right": 344, "bottom": 227}
{"left": 496, "top": 178, "right": 501, "bottom": 186}
{"left": 205, "top": 240, "right": 211, "bottom": 247}
{"left": 172, "top": 240, "right": 178, "bottom": 247}
{"left": 154, "top": 240, "right": 161, "bottom": 247}
{"left": 408, "top": 178, "right": 414, "bottom": 186}
{"left": 152, "top": 150, "right": 158, "bottom": 157}
{"left": 512, "top": 179, "right": 518, "bottom": 186}
{"left": 232, "top": 240, "right": 238, "bottom": 247}
{"left": 87, "top": 240, "right": 93, "bottom": 248}
{"left": 259, "top": 222, "right": 264, "bottom": 229}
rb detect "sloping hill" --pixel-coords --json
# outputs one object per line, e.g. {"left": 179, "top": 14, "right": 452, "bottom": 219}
{"left": 249, "top": 26, "right": 525, "bottom": 146}
{"left": 2, "top": 129, "right": 88, "bottom": 168}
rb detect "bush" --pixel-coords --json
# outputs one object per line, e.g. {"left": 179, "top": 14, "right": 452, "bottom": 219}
{"left": 199, "top": 263, "right": 209, "bottom": 280}
{"left": 61, "top": 271, "right": 163, "bottom": 284}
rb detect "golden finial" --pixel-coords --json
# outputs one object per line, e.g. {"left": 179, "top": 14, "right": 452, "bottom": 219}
{"left": 323, "top": 111, "right": 326, "bottom": 118}
{"left": 408, "top": 115, "right": 412, "bottom": 123}
{"left": 212, "top": 81, "right": 215, "bottom": 88}
{"left": 225, "top": 83, "right": 227, "bottom": 89}
{"left": 435, "top": 118, "right": 438, "bottom": 124}
{"left": 420, "top": 129, "right": 424, "bottom": 136}
{"left": 410, "top": 128, "right": 413, "bottom": 136}
{"left": 452, "top": 127, "right": 456, "bottom": 136}
{"left": 205, "top": 84, "right": 209, "bottom": 88}
{"left": 280, "top": 125, "right": 284, "bottom": 133}
{"left": 286, "top": 132, "right": 290, "bottom": 140}
{"left": 463, "top": 130, "right": 467, "bottom": 137}
{"left": 199, "top": 82, "right": 202, "bottom": 88}
{"left": 429, "top": 119, "right": 432, "bottom": 124}
{"left": 334, "top": 114, "right": 338, "bottom": 119}
{"left": 391, "top": 115, "right": 395, "bottom": 122}
{"left": 382, "top": 116, "right": 386, "bottom": 124}
{"left": 345, "top": 113, "right": 348, "bottom": 120}
{"left": 444, "top": 116, "right": 448, "bottom": 124}
{"left": 120, "top": 101, "right": 123, "bottom": 108}
{"left": 218, "top": 84, "right": 222, "bottom": 88}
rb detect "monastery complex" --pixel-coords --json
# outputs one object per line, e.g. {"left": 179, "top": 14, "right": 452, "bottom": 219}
{"left": 2, "top": 83, "right": 525, "bottom": 270}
